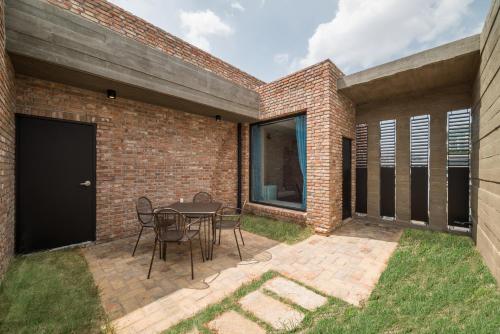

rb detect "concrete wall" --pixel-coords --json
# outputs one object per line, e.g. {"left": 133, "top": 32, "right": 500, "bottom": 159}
{"left": 0, "top": 0, "right": 15, "bottom": 279}
{"left": 472, "top": 0, "right": 500, "bottom": 282}
{"left": 356, "top": 84, "right": 472, "bottom": 230}
{"left": 243, "top": 60, "right": 355, "bottom": 233}
{"left": 15, "top": 75, "right": 238, "bottom": 242}
{"left": 45, "top": 0, "right": 264, "bottom": 91}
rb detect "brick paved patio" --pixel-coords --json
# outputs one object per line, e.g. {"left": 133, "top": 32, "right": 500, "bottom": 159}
{"left": 83, "top": 219, "right": 402, "bottom": 333}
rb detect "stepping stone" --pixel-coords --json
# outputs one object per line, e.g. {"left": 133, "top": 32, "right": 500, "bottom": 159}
{"left": 207, "top": 310, "right": 265, "bottom": 334}
{"left": 239, "top": 290, "right": 304, "bottom": 330}
{"left": 262, "top": 277, "right": 327, "bottom": 311}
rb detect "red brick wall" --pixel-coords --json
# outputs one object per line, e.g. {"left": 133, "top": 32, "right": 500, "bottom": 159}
{"left": 0, "top": 0, "right": 16, "bottom": 278}
{"left": 15, "top": 75, "right": 238, "bottom": 241}
{"left": 45, "top": 0, "right": 264, "bottom": 90}
{"left": 243, "top": 60, "right": 355, "bottom": 233}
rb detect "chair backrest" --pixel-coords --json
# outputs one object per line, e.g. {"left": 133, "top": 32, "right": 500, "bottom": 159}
{"left": 136, "top": 196, "right": 153, "bottom": 225}
{"left": 217, "top": 206, "right": 243, "bottom": 227}
{"left": 154, "top": 208, "right": 186, "bottom": 241}
{"left": 193, "top": 191, "right": 213, "bottom": 203}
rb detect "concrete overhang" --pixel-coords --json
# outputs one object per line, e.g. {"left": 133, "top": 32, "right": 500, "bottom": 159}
{"left": 337, "top": 35, "right": 480, "bottom": 105}
{"left": 5, "top": 0, "right": 260, "bottom": 122}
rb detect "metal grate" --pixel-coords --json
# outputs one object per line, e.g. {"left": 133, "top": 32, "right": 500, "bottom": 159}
{"left": 380, "top": 120, "right": 396, "bottom": 167}
{"left": 356, "top": 124, "right": 368, "bottom": 168}
{"left": 410, "top": 115, "right": 430, "bottom": 167}
{"left": 447, "top": 109, "right": 471, "bottom": 167}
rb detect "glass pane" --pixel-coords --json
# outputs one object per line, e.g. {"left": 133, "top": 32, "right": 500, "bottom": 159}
{"left": 250, "top": 117, "right": 304, "bottom": 210}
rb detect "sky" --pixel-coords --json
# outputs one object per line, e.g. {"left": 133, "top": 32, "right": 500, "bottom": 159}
{"left": 108, "top": 0, "right": 491, "bottom": 83}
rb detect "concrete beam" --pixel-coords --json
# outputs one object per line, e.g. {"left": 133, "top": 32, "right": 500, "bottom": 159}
{"left": 5, "top": 0, "right": 260, "bottom": 122}
{"left": 338, "top": 35, "right": 480, "bottom": 105}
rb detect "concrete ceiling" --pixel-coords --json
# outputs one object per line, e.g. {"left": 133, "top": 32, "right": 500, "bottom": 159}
{"left": 6, "top": 0, "right": 260, "bottom": 123}
{"left": 337, "top": 35, "right": 480, "bottom": 105}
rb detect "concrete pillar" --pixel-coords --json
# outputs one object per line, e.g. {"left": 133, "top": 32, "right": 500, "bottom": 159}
{"left": 429, "top": 112, "right": 447, "bottom": 230}
{"left": 367, "top": 120, "right": 380, "bottom": 217}
{"left": 396, "top": 117, "right": 410, "bottom": 222}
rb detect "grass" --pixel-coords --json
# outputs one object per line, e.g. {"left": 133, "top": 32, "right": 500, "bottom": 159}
{"left": 167, "top": 229, "right": 500, "bottom": 333}
{"left": 0, "top": 249, "right": 108, "bottom": 334}
{"left": 241, "top": 214, "right": 313, "bottom": 244}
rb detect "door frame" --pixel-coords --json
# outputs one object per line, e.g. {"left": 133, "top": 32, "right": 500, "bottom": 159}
{"left": 15, "top": 114, "right": 97, "bottom": 252}
{"left": 342, "top": 136, "right": 352, "bottom": 220}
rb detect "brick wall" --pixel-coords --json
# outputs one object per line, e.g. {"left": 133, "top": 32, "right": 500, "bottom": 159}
{"left": 15, "top": 75, "right": 238, "bottom": 241}
{"left": 242, "top": 60, "right": 355, "bottom": 233}
{"left": 45, "top": 0, "right": 264, "bottom": 90}
{"left": 0, "top": 0, "right": 15, "bottom": 278}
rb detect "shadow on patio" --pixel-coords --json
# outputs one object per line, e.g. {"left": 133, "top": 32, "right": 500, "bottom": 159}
{"left": 82, "top": 230, "right": 279, "bottom": 320}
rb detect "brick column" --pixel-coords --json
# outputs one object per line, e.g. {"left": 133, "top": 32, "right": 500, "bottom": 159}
{"left": 367, "top": 120, "right": 380, "bottom": 218}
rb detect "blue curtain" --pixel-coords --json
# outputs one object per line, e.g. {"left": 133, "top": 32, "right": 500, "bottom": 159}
{"left": 251, "top": 125, "right": 262, "bottom": 201}
{"left": 295, "top": 115, "right": 307, "bottom": 209}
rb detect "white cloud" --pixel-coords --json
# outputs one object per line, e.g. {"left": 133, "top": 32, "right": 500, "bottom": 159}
{"left": 273, "top": 53, "right": 290, "bottom": 65}
{"left": 297, "top": 0, "right": 476, "bottom": 73}
{"left": 179, "top": 9, "right": 233, "bottom": 51}
{"left": 230, "top": 2, "right": 245, "bottom": 12}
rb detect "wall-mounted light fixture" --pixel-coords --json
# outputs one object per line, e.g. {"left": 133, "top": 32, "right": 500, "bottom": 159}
{"left": 215, "top": 115, "right": 222, "bottom": 122}
{"left": 107, "top": 89, "right": 116, "bottom": 99}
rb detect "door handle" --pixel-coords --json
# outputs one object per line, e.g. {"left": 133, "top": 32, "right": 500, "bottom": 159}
{"left": 80, "top": 180, "right": 91, "bottom": 187}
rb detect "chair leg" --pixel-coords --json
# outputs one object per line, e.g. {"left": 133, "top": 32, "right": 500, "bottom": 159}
{"left": 239, "top": 228, "right": 245, "bottom": 246}
{"left": 218, "top": 226, "right": 222, "bottom": 245}
{"left": 163, "top": 242, "right": 167, "bottom": 262}
{"left": 147, "top": 237, "right": 158, "bottom": 279}
{"left": 132, "top": 226, "right": 144, "bottom": 257}
{"left": 198, "top": 235, "right": 205, "bottom": 262}
{"left": 189, "top": 240, "right": 194, "bottom": 280}
{"left": 233, "top": 229, "right": 242, "bottom": 261}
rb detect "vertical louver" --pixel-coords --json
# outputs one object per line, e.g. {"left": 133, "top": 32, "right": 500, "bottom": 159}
{"left": 380, "top": 120, "right": 396, "bottom": 167}
{"left": 447, "top": 110, "right": 471, "bottom": 167}
{"left": 410, "top": 115, "right": 430, "bottom": 167}
{"left": 356, "top": 124, "right": 368, "bottom": 168}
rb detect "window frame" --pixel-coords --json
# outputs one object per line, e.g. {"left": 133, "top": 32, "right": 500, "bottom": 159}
{"left": 249, "top": 112, "right": 307, "bottom": 212}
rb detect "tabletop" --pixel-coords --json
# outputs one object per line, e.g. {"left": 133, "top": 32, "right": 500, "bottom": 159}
{"left": 168, "top": 201, "right": 222, "bottom": 215}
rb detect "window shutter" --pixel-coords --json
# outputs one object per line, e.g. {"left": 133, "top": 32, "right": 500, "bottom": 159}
{"left": 447, "top": 110, "right": 471, "bottom": 167}
{"left": 356, "top": 124, "right": 368, "bottom": 168}
{"left": 410, "top": 115, "right": 430, "bottom": 167}
{"left": 380, "top": 120, "right": 396, "bottom": 167}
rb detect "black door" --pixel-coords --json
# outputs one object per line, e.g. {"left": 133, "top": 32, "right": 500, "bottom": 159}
{"left": 16, "top": 115, "right": 96, "bottom": 253}
{"left": 342, "top": 137, "right": 352, "bottom": 219}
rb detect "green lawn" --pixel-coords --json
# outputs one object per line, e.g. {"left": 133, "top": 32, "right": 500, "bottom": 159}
{"left": 241, "top": 214, "right": 313, "bottom": 244}
{"left": 0, "top": 249, "right": 108, "bottom": 334}
{"left": 167, "top": 229, "right": 500, "bottom": 333}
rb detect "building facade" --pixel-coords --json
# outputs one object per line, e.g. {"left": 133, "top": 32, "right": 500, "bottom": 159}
{"left": 0, "top": 0, "right": 499, "bottom": 282}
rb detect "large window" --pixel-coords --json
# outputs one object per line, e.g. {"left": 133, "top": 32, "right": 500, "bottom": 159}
{"left": 250, "top": 115, "right": 306, "bottom": 210}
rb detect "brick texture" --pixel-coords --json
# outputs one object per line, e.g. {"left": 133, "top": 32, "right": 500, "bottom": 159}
{"left": 0, "top": 0, "right": 15, "bottom": 278}
{"left": 45, "top": 0, "right": 264, "bottom": 90}
{"left": 15, "top": 75, "right": 238, "bottom": 241}
{"left": 242, "top": 61, "right": 355, "bottom": 233}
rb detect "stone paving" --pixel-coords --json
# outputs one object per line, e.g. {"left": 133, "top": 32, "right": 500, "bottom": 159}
{"left": 262, "top": 276, "right": 327, "bottom": 311}
{"left": 207, "top": 310, "right": 266, "bottom": 334}
{"left": 239, "top": 290, "right": 304, "bottom": 330}
{"left": 83, "top": 219, "right": 402, "bottom": 333}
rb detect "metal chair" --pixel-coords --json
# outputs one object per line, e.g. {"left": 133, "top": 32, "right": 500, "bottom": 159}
{"left": 147, "top": 208, "right": 204, "bottom": 279}
{"left": 132, "top": 196, "right": 155, "bottom": 257}
{"left": 215, "top": 202, "right": 246, "bottom": 260}
{"left": 193, "top": 191, "right": 213, "bottom": 203}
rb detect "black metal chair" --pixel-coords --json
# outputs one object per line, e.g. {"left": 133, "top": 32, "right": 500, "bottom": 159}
{"left": 132, "top": 196, "right": 155, "bottom": 257}
{"left": 215, "top": 202, "right": 246, "bottom": 261}
{"left": 147, "top": 208, "right": 204, "bottom": 279}
{"left": 193, "top": 191, "right": 213, "bottom": 203}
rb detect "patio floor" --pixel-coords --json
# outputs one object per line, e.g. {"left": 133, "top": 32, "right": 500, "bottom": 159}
{"left": 82, "top": 219, "right": 403, "bottom": 333}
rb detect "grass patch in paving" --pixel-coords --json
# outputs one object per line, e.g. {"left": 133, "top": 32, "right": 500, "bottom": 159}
{"left": 241, "top": 214, "right": 313, "bottom": 244}
{"left": 167, "top": 229, "right": 500, "bottom": 333}
{"left": 0, "top": 249, "right": 108, "bottom": 334}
